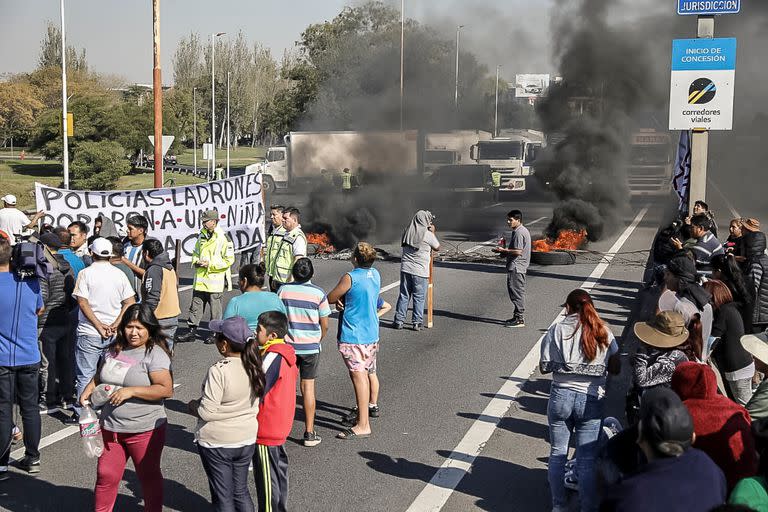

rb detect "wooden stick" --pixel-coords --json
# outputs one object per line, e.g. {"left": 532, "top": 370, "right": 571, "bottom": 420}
{"left": 427, "top": 250, "right": 434, "bottom": 328}
{"left": 174, "top": 239, "right": 181, "bottom": 275}
{"left": 260, "top": 172, "right": 266, "bottom": 262}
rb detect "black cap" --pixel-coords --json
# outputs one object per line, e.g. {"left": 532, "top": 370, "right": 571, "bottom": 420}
{"left": 40, "top": 232, "right": 64, "bottom": 249}
{"left": 639, "top": 387, "right": 693, "bottom": 457}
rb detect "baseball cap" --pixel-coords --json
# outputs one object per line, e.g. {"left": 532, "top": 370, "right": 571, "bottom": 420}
{"left": 2, "top": 194, "right": 17, "bottom": 205}
{"left": 639, "top": 387, "right": 694, "bottom": 457}
{"left": 89, "top": 237, "right": 114, "bottom": 257}
{"left": 208, "top": 316, "right": 254, "bottom": 348}
{"left": 40, "top": 232, "right": 65, "bottom": 249}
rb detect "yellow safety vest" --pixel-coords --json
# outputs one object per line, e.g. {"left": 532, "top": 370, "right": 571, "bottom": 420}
{"left": 491, "top": 171, "right": 502, "bottom": 188}
{"left": 265, "top": 225, "right": 287, "bottom": 279}
{"left": 342, "top": 173, "right": 352, "bottom": 190}
{"left": 191, "top": 226, "right": 234, "bottom": 293}
{"left": 274, "top": 227, "right": 306, "bottom": 283}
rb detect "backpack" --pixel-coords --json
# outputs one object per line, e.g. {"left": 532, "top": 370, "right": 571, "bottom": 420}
{"left": 12, "top": 241, "right": 53, "bottom": 280}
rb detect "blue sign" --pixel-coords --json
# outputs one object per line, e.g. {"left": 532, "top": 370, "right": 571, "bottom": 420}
{"left": 678, "top": 0, "right": 740, "bottom": 15}
{"left": 671, "top": 38, "right": 737, "bottom": 71}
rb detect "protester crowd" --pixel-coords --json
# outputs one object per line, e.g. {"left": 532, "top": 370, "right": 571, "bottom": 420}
{"left": 0, "top": 197, "right": 440, "bottom": 512}
{"left": 540, "top": 205, "right": 768, "bottom": 512}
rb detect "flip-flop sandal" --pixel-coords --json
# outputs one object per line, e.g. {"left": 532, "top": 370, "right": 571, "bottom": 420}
{"left": 336, "top": 428, "right": 370, "bottom": 440}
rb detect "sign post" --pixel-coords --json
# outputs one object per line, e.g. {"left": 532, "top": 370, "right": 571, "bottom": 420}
{"left": 670, "top": 27, "right": 736, "bottom": 214}
{"left": 427, "top": 251, "right": 434, "bottom": 328}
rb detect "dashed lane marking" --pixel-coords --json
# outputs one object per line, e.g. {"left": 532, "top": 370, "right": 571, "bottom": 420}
{"left": 405, "top": 206, "right": 649, "bottom": 512}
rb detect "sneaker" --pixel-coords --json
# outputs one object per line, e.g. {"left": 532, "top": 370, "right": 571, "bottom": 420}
{"left": 602, "top": 416, "right": 623, "bottom": 440}
{"left": 204, "top": 335, "right": 216, "bottom": 345}
{"left": 369, "top": 404, "right": 380, "bottom": 418}
{"left": 505, "top": 317, "right": 525, "bottom": 328}
{"left": 16, "top": 456, "right": 40, "bottom": 474}
{"left": 303, "top": 431, "right": 322, "bottom": 447}
{"left": 563, "top": 470, "right": 579, "bottom": 491}
{"left": 11, "top": 427, "right": 21, "bottom": 444}
{"left": 38, "top": 398, "right": 48, "bottom": 411}
{"left": 392, "top": 321, "right": 404, "bottom": 330}
{"left": 412, "top": 323, "right": 422, "bottom": 332}
{"left": 176, "top": 328, "right": 198, "bottom": 344}
{"left": 62, "top": 413, "right": 79, "bottom": 425}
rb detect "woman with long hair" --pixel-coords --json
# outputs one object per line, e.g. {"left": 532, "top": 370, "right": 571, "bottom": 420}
{"left": 188, "top": 315, "right": 265, "bottom": 512}
{"left": 79, "top": 303, "right": 174, "bottom": 512}
{"left": 704, "top": 279, "right": 754, "bottom": 406}
{"left": 540, "top": 289, "right": 620, "bottom": 512}
{"left": 712, "top": 253, "right": 755, "bottom": 334}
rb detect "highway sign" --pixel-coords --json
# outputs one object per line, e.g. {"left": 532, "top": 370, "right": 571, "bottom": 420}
{"left": 677, "top": 0, "right": 740, "bottom": 15}
{"left": 148, "top": 135, "right": 175, "bottom": 157}
{"left": 669, "top": 38, "right": 737, "bottom": 130}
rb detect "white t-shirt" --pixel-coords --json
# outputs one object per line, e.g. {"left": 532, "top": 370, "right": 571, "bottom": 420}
{"left": 658, "top": 289, "right": 714, "bottom": 359}
{"left": 72, "top": 261, "right": 135, "bottom": 337}
{"left": 0, "top": 208, "right": 30, "bottom": 244}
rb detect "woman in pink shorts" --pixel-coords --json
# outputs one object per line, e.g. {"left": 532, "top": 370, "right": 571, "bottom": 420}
{"left": 328, "top": 242, "right": 381, "bottom": 440}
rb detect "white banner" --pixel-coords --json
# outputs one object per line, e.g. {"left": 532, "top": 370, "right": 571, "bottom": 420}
{"left": 35, "top": 173, "right": 265, "bottom": 263}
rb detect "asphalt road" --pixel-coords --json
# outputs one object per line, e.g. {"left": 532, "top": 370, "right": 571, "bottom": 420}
{"left": 0, "top": 171, "right": 760, "bottom": 511}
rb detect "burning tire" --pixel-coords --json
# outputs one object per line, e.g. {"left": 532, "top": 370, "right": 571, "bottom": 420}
{"left": 531, "top": 250, "right": 576, "bottom": 266}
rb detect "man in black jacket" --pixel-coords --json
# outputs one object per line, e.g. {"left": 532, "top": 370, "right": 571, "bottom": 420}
{"left": 141, "top": 239, "right": 181, "bottom": 349}
{"left": 38, "top": 232, "right": 75, "bottom": 409}
{"left": 744, "top": 229, "right": 768, "bottom": 333}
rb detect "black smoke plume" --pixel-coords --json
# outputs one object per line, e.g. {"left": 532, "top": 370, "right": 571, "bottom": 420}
{"left": 534, "top": 0, "right": 664, "bottom": 241}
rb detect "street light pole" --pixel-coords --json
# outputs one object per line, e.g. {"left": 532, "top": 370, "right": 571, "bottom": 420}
{"left": 226, "top": 70, "right": 230, "bottom": 179}
{"left": 400, "top": 0, "right": 404, "bottom": 131}
{"left": 193, "top": 87, "right": 197, "bottom": 172}
{"left": 211, "top": 32, "right": 225, "bottom": 179}
{"left": 60, "top": 0, "right": 69, "bottom": 189}
{"left": 454, "top": 25, "right": 464, "bottom": 112}
{"left": 494, "top": 65, "right": 501, "bottom": 138}
{"left": 152, "top": 0, "right": 163, "bottom": 188}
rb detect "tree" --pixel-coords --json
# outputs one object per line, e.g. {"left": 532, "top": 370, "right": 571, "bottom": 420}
{"left": 172, "top": 32, "right": 205, "bottom": 90}
{"left": 70, "top": 140, "right": 130, "bottom": 190}
{"left": 38, "top": 22, "right": 88, "bottom": 72}
{"left": 0, "top": 82, "right": 45, "bottom": 147}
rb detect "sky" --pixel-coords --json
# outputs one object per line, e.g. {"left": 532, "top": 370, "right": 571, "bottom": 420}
{"left": 0, "top": 0, "right": 555, "bottom": 84}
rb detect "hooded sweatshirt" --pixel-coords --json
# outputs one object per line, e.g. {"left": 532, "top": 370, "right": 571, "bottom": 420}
{"left": 142, "top": 251, "right": 180, "bottom": 320}
{"left": 671, "top": 361, "right": 758, "bottom": 490}
{"left": 256, "top": 341, "right": 297, "bottom": 446}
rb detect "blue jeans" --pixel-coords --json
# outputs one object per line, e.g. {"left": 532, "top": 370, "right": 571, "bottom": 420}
{"left": 394, "top": 272, "right": 428, "bottom": 325}
{"left": 0, "top": 363, "right": 41, "bottom": 466}
{"left": 547, "top": 384, "right": 604, "bottom": 512}
{"left": 74, "top": 333, "right": 111, "bottom": 415}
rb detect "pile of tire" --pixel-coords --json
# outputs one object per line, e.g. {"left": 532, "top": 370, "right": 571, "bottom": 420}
{"left": 531, "top": 250, "right": 576, "bottom": 266}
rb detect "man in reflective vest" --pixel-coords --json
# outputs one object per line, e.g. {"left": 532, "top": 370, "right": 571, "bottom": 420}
{"left": 272, "top": 206, "right": 307, "bottom": 289}
{"left": 491, "top": 170, "right": 502, "bottom": 202}
{"left": 265, "top": 204, "right": 286, "bottom": 292}
{"left": 177, "top": 209, "right": 234, "bottom": 343}
{"left": 341, "top": 168, "right": 353, "bottom": 198}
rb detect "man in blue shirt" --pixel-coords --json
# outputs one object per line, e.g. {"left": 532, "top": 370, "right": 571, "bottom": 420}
{"left": 0, "top": 239, "right": 44, "bottom": 478}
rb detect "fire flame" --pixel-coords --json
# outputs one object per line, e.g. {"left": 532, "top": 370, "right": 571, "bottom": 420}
{"left": 533, "top": 229, "right": 587, "bottom": 253}
{"left": 307, "top": 233, "right": 337, "bottom": 254}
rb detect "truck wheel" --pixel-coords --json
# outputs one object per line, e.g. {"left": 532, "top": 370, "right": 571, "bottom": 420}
{"left": 531, "top": 250, "right": 576, "bottom": 266}
{"left": 262, "top": 176, "right": 276, "bottom": 194}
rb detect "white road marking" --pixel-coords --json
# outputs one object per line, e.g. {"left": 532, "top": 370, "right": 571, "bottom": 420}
{"left": 10, "top": 426, "right": 79, "bottom": 462}
{"left": 465, "top": 216, "right": 547, "bottom": 254}
{"left": 380, "top": 281, "right": 400, "bottom": 293}
{"left": 707, "top": 178, "right": 741, "bottom": 220}
{"left": 405, "top": 206, "right": 649, "bottom": 512}
{"left": 481, "top": 202, "right": 503, "bottom": 210}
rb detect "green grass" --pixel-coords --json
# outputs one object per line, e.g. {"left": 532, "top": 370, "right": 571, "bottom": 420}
{"left": 0, "top": 159, "right": 205, "bottom": 211}
{"left": 174, "top": 146, "right": 266, "bottom": 167}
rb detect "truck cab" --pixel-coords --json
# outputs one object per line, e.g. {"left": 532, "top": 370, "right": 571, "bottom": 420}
{"left": 245, "top": 146, "right": 287, "bottom": 193}
{"left": 469, "top": 130, "right": 544, "bottom": 192}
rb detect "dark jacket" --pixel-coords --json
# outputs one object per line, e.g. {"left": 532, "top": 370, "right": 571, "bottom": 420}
{"left": 744, "top": 231, "right": 768, "bottom": 327}
{"left": 671, "top": 362, "right": 758, "bottom": 490}
{"left": 600, "top": 448, "right": 726, "bottom": 512}
{"left": 747, "top": 380, "right": 768, "bottom": 422}
{"left": 141, "top": 252, "right": 180, "bottom": 320}
{"left": 711, "top": 301, "right": 752, "bottom": 373}
{"left": 39, "top": 252, "right": 75, "bottom": 328}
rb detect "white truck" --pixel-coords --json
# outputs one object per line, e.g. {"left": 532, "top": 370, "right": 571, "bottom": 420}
{"left": 248, "top": 130, "right": 492, "bottom": 192}
{"left": 627, "top": 129, "right": 673, "bottom": 196}
{"left": 246, "top": 130, "right": 421, "bottom": 193}
{"left": 469, "top": 129, "right": 545, "bottom": 192}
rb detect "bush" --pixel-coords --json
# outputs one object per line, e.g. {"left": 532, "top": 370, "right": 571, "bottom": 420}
{"left": 71, "top": 140, "right": 130, "bottom": 190}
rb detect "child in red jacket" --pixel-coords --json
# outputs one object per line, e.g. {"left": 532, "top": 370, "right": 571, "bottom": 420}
{"left": 253, "top": 311, "right": 297, "bottom": 512}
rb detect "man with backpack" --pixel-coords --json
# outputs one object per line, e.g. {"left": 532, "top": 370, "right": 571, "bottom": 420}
{"left": 0, "top": 238, "right": 44, "bottom": 477}
{"left": 37, "top": 233, "right": 76, "bottom": 410}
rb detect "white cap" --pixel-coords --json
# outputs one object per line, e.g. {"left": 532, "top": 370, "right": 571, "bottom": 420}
{"left": 89, "top": 237, "right": 114, "bottom": 258}
{"left": 2, "top": 194, "right": 17, "bottom": 205}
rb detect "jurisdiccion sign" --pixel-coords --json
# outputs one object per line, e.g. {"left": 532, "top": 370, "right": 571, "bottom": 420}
{"left": 669, "top": 38, "right": 737, "bottom": 131}
{"left": 677, "top": 0, "right": 740, "bottom": 15}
